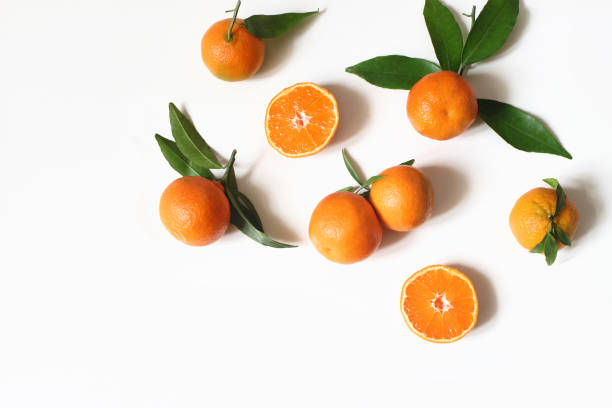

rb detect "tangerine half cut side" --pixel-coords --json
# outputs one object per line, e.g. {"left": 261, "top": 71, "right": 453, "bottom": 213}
{"left": 400, "top": 265, "right": 478, "bottom": 343}
{"left": 265, "top": 82, "right": 339, "bottom": 158}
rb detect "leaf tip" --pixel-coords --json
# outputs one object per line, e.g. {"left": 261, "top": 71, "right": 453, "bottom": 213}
{"left": 542, "top": 178, "right": 559, "bottom": 188}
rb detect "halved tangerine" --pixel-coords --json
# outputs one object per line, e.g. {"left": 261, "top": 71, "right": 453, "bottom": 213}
{"left": 400, "top": 265, "right": 478, "bottom": 343}
{"left": 265, "top": 82, "right": 339, "bottom": 158}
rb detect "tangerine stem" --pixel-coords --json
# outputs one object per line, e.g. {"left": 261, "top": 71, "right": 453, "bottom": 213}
{"left": 462, "top": 5, "right": 476, "bottom": 27}
{"left": 224, "top": 149, "right": 237, "bottom": 171}
{"left": 459, "top": 5, "right": 477, "bottom": 76}
{"left": 226, "top": 0, "right": 241, "bottom": 42}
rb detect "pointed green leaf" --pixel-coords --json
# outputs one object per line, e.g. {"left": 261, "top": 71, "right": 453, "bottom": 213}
{"left": 341, "top": 149, "right": 364, "bottom": 186}
{"left": 543, "top": 232, "right": 558, "bottom": 265}
{"left": 363, "top": 175, "right": 385, "bottom": 186}
{"left": 555, "top": 225, "right": 572, "bottom": 246}
{"left": 478, "top": 99, "right": 572, "bottom": 159}
{"left": 155, "top": 134, "right": 214, "bottom": 179}
{"left": 169, "top": 103, "right": 223, "bottom": 169}
{"left": 222, "top": 152, "right": 294, "bottom": 248}
{"left": 337, "top": 186, "right": 357, "bottom": 192}
{"left": 400, "top": 159, "right": 415, "bottom": 166}
{"left": 423, "top": 0, "right": 464, "bottom": 72}
{"left": 543, "top": 178, "right": 567, "bottom": 217}
{"left": 243, "top": 10, "right": 318, "bottom": 38}
{"left": 530, "top": 237, "right": 546, "bottom": 254}
{"left": 227, "top": 190, "right": 296, "bottom": 248}
{"left": 543, "top": 178, "right": 559, "bottom": 189}
{"left": 222, "top": 150, "right": 263, "bottom": 230}
{"left": 346, "top": 56, "right": 441, "bottom": 90}
{"left": 223, "top": 150, "right": 239, "bottom": 193}
{"left": 461, "top": 0, "right": 519, "bottom": 66}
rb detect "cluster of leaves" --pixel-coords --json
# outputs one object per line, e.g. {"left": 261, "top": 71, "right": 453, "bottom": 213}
{"left": 225, "top": 0, "right": 318, "bottom": 40}
{"left": 338, "top": 149, "right": 414, "bottom": 198}
{"left": 345, "top": 0, "right": 572, "bottom": 160}
{"left": 155, "top": 103, "right": 295, "bottom": 248}
{"left": 530, "top": 178, "right": 572, "bottom": 265}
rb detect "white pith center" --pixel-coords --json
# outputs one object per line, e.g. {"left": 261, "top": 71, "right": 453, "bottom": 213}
{"left": 432, "top": 293, "right": 453, "bottom": 313}
{"left": 291, "top": 110, "right": 312, "bottom": 129}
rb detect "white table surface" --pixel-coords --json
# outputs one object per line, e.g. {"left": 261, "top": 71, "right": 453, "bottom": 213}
{"left": 1, "top": 0, "right": 611, "bottom": 406}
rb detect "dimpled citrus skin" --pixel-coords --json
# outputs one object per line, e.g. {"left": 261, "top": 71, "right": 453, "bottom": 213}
{"left": 201, "top": 18, "right": 265, "bottom": 82}
{"left": 159, "top": 177, "right": 230, "bottom": 246}
{"left": 369, "top": 165, "right": 434, "bottom": 231}
{"left": 509, "top": 187, "right": 579, "bottom": 250}
{"left": 309, "top": 192, "right": 383, "bottom": 264}
{"left": 407, "top": 71, "right": 478, "bottom": 140}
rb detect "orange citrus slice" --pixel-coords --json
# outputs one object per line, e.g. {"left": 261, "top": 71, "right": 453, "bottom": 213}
{"left": 400, "top": 265, "right": 478, "bottom": 343}
{"left": 265, "top": 82, "right": 339, "bottom": 158}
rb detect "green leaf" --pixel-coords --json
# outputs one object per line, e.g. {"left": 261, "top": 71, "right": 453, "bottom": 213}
{"left": 337, "top": 186, "right": 356, "bottom": 192}
{"left": 155, "top": 134, "right": 213, "bottom": 179}
{"left": 227, "top": 191, "right": 296, "bottom": 248}
{"left": 243, "top": 10, "right": 318, "bottom": 38}
{"left": 341, "top": 149, "right": 363, "bottom": 186}
{"left": 555, "top": 225, "right": 572, "bottom": 246}
{"left": 543, "top": 178, "right": 567, "bottom": 217}
{"left": 400, "top": 159, "right": 415, "bottom": 166}
{"left": 223, "top": 150, "right": 239, "bottom": 192}
{"left": 169, "top": 103, "right": 223, "bottom": 169}
{"left": 221, "top": 150, "right": 263, "bottom": 230}
{"left": 423, "top": 0, "right": 464, "bottom": 72}
{"left": 345, "top": 56, "right": 441, "bottom": 90}
{"left": 530, "top": 237, "right": 546, "bottom": 254}
{"left": 477, "top": 99, "right": 572, "bottom": 159}
{"left": 222, "top": 151, "right": 295, "bottom": 248}
{"left": 461, "top": 0, "right": 519, "bottom": 66}
{"left": 363, "top": 175, "right": 385, "bottom": 186}
{"left": 543, "top": 232, "right": 558, "bottom": 265}
{"left": 236, "top": 191, "right": 264, "bottom": 232}
{"left": 542, "top": 178, "right": 559, "bottom": 189}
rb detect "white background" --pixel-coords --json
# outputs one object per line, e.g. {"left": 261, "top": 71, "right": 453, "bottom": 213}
{"left": 1, "top": 0, "right": 611, "bottom": 406}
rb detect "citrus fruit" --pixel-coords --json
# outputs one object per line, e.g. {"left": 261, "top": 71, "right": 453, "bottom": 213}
{"left": 159, "top": 176, "right": 231, "bottom": 246}
{"left": 401, "top": 265, "right": 478, "bottom": 343}
{"left": 265, "top": 82, "right": 339, "bottom": 158}
{"left": 369, "top": 165, "right": 434, "bottom": 231}
{"left": 309, "top": 191, "right": 382, "bottom": 264}
{"left": 407, "top": 71, "right": 478, "bottom": 140}
{"left": 509, "top": 187, "right": 579, "bottom": 250}
{"left": 201, "top": 18, "right": 265, "bottom": 81}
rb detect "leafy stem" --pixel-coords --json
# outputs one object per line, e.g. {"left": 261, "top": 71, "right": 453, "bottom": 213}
{"left": 223, "top": 149, "right": 238, "bottom": 179}
{"left": 530, "top": 178, "right": 571, "bottom": 265}
{"left": 463, "top": 5, "right": 476, "bottom": 26}
{"left": 337, "top": 149, "right": 416, "bottom": 194}
{"left": 226, "top": 0, "right": 242, "bottom": 41}
{"left": 459, "top": 5, "right": 477, "bottom": 75}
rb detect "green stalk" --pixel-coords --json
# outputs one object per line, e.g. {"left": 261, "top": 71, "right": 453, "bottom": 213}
{"left": 459, "top": 5, "right": 477, "bottom": 76}
{"left": 223, "top": 149, "right": 237, "bottom": 173}
{"left": 226, "top": 0, "right": 242, "bottom": 42}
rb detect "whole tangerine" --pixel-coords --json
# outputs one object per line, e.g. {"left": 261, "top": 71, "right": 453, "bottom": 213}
{"left": 309, "top": 191, "right": 382, "bottom": 264}
{"left": 159, "top": 176, "right": 231, "bottom": 246}
{"left": 201, "top": 18, "right": 265, "bottom": 81}
{"left": 369, "top": 165, "right": 434, "bottom": 231}
{"left": 407, "top": 71, "right": 478, "bottom": 140}
{"left": 509, "top": 187, "right": 579, "bottom": 250}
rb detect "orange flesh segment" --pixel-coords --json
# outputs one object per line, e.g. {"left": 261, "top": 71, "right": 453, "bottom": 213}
{"left": 401, "top": 265, "right": 478, "bottom": 343}
{"left": 266, "top": 83, "right": 338, "bottom": 157}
